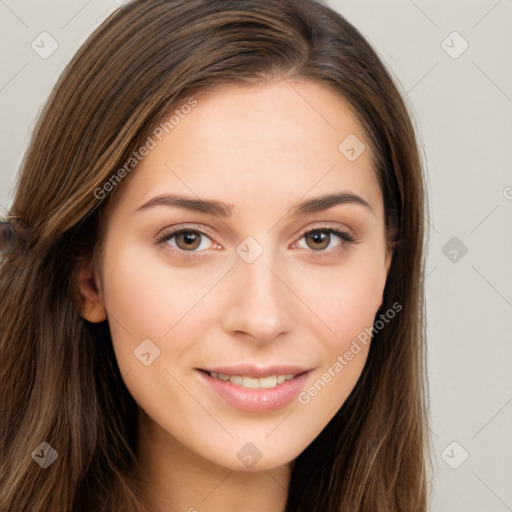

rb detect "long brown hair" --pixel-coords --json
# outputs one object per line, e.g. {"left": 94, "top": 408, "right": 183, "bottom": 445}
{"left": 0, "top": 1, "right": 431, "bottom": 510}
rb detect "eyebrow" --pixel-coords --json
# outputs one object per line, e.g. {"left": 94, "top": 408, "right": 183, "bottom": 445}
{"left": 136, "top": 192, "right": 374, "bottom": 217}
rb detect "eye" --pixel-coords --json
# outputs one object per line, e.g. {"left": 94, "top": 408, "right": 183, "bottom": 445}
{"left": 155, "top": 223, "right": 357, "bottom": 261}
{"left": 156, "top": 228, "right": 218, "bottom": 260}
{"left": 292, "top": 225, "right": 356, "bottom": 257}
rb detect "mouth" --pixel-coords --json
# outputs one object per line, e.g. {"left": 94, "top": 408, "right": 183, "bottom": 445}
{"left": 198, "top": 369, "right": 308, "bottom": 390}
{"left": 196, "top": 365, "right": 312, "bottom": 412}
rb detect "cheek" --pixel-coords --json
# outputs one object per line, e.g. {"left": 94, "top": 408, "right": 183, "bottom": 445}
{"left": 99, "top": 236, "right": 170, "bottom": 364}
{"left": 293, "top": 249, "right": 387, "bottom": 343}
{"left": 291, "top": 254, "right": 384, "bottom": 425}
{"left": 100, "top": 235, "right": 222, "bottom": 369}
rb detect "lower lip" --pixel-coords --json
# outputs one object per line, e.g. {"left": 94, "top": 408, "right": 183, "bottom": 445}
{"left": 198, "top": 370, "right": 310, "bottom": 412}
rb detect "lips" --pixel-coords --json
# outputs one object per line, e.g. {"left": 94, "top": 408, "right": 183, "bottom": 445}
{"left": 196, "top": 364, "right": 312, "bottom": 412}
{"left": 197, "top": 364, "right": 310, "bottom": 389}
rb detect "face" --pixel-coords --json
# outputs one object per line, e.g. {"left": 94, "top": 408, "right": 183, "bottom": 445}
{"left": 81, "top": 79, "right": 392, "bottom": 472}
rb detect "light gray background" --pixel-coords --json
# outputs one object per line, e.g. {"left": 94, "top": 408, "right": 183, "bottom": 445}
{"left": 1, "top": 1, "right": 511, "bottom": 511}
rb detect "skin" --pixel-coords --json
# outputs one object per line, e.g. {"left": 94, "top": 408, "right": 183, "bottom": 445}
{"left": 78, "top": 79, "right": 393, "bottom": 512}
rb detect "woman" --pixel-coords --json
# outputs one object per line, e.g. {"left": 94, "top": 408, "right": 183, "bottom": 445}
{"left": 0, "top": 0, "right": 431, "bottom": 510}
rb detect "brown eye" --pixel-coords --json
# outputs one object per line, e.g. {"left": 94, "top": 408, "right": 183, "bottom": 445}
{"left": 300, "top": 229, "right": 354, "bottom": 252}
{"left": 174, "top": 231, "right": 202, "bottom": 251}
{"left": 158, "top": 229, "right": 215, "bottom": 254}
{"left": 304, "top": 231, "right": 331, "bottom": 250}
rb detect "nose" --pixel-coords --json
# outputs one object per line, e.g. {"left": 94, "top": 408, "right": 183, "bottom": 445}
{"left": 220, "top": 247, "right": 297, "bottom": 345}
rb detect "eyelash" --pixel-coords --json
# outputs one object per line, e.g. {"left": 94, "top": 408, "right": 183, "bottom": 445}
{"left": 155, "top": 224, "right": 357, "bottom": 262}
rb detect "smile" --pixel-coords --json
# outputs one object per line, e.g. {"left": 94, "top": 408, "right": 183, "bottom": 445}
{"left": 197, "top": 366, "right": 312, "bottom": 412}
{"left": 206, "top": 371, "right": 297, "bottom": 389}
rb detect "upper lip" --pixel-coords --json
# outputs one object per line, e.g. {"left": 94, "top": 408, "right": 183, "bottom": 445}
{"left": 198, "top": 364, "right": 312, "bottom": 378}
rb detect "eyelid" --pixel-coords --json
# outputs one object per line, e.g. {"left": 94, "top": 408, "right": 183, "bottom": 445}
{"left": 155, "top": 221, "right": 356, "bottom": 243}
{"left": 154, "top": 224, "right": 219, "bottom": 260}
{"left": 293, "top": 221, "right": 358, "bottom": 244}
{"left": 154, "top": 223, "right": 217, "bottom": 242}
{"left": 154, "top": 221, "right": 358, "bottom": 260}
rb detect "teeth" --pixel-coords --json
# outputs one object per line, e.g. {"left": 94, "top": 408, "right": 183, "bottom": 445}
{"left": 230, "top": 375, "right": 242, "bottom": 385}
{"left": 209, "top": 372, "right": 296, "bottom": 389}
{"left": 241, "top": 376, "right": 260, "bottom": 389}
{"left": 259, "top": 375, "right": 277, "bottom": 388}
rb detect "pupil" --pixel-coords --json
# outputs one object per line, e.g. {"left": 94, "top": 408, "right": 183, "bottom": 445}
{"left": 178, "top": 232, "right": 200, "bottom": 250}
{"left": 184, "top": 233, "right": 196, "bottom": 244}
{"left": 308, "top": 231, "right": 328, "bottom": 249}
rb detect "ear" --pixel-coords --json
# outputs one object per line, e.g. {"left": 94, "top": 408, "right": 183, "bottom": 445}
{"left": 75, "top": 259, "right": 107, "bottom": 323}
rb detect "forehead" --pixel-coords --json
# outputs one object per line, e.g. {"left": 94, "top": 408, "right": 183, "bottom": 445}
{"left": 109, "top": 80, "right": 383, "bottom": 218}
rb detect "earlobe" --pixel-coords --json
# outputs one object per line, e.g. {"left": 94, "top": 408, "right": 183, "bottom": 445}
{"left": 75, "top": 259, "right": 107, "bottom": 323}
